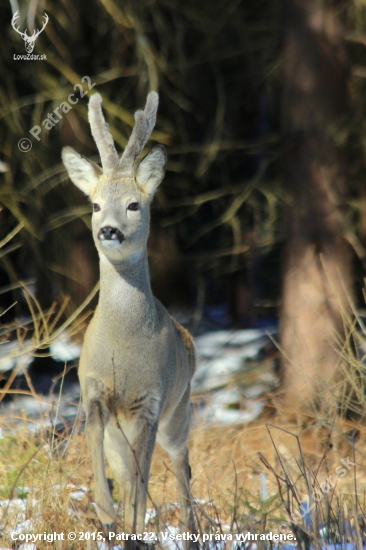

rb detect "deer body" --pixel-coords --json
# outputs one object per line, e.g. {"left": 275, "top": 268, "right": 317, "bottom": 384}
{"left": 62, "top": 93, "right": 196, "bottom": 547}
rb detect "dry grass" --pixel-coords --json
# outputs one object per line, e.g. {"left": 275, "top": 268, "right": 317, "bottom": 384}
{"left": 1, "top": 400, "right": 366, "bottom": 549}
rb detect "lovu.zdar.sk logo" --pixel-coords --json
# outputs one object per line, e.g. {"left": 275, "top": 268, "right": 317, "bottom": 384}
{"left": 11, "top": 10, "right": 48, "bottom": 60}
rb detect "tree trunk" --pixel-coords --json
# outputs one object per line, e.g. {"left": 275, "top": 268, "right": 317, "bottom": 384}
{"left": 278, "top": 0, "right": 353, "bottom": 420}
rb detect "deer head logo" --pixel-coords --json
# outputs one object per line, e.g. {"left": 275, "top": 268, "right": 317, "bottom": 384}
{"left": 11, "top": 11, "right": 48, "bottom": 54}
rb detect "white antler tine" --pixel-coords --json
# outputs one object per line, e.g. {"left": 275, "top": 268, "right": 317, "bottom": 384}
{"left": 35, "top": 12, "right": 49, "bottom": 37}
{"left": 88, "top": 93, "right": 119, "bottom": 175}
{"left": 11, "top": 11, "right": 27, "bottom": 39}
{"left": 119, "top": 92, "right": 159, "bottom": 174}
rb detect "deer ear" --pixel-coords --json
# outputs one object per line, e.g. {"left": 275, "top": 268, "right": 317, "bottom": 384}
{"left": 62, "top": 146, "right": 102, "bottom": 195}
{"left": 135, "top": 145, "right": 166, "bottom": 197}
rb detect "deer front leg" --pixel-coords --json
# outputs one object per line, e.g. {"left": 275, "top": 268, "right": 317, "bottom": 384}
{"left": 85, "top": 400, "right": 116, "bottom": 527}
{"left": 105, "top": 415, "right": 158, "bottom": 550}
{"left": 124, "top": 420, "right": 158, "bottom": 543}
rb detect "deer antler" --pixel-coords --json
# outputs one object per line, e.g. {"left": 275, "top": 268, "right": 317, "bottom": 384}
{"left": 119, "top": 92, "right": 159, "bottom": 175}
{"left": 33, "top": 13, "right": 49, "bottom": 38}
{"left": 11, "top": 11, "right": 27, "bottom": 39}
{"left": 88, "top": 94, "right": 119, "bottom": 175}
{"left": 88, "top": 92, "right": 159, "bottom": 177}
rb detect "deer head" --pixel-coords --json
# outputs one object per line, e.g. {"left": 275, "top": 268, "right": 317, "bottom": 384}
{"left": 62, "top": 93, "right": 166, "bottom": 262}
{"left": 11, "top": 11, "right": 49, "bottom": 54}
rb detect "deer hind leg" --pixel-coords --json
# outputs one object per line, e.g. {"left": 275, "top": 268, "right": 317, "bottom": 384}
{"left": 157, "top": 387, "right": 197, "bottom": 550}
{"left": 85, "top": 399, "right": 116, "bottom": 527}
{"left": 105, "top": 415, "right": 158, "bottom": 548}
{"left": 170, "top": 445, "right": 196, "bottom": 546}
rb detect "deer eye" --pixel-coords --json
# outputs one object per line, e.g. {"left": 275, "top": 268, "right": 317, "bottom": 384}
{"left": 127, "top": 202, "right": 139, "bottom": 211}
{"left": 93, "top": 203, "right": 101, "bottom": 212}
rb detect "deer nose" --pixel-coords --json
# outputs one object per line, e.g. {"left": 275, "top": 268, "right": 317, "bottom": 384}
{"left": 98, "top": 226, "right": 124, "bottom": 243}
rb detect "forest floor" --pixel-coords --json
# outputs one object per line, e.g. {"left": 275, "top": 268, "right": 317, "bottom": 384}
{"left": 0, "top": 410, "right": 365, "bottom": 549}
{"left": 0, "top": 324, "right": 365, "bottom": 549}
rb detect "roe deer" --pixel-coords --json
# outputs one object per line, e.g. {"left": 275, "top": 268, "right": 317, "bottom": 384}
{"left": 62, "top": 92, "right": 196, "bottom": 548}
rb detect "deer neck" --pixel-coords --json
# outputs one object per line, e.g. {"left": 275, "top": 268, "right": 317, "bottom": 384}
{"left": 97, "top": 249, "right": 156, "bottom": 326}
